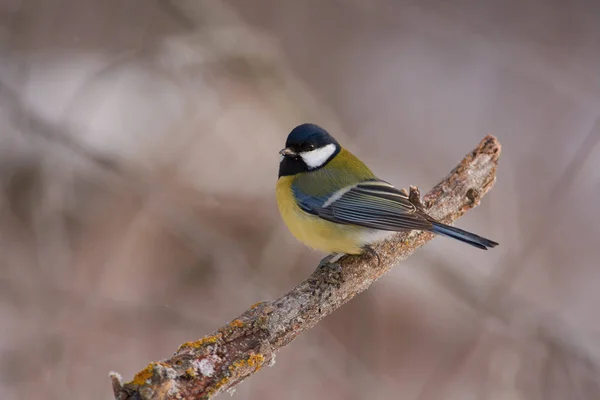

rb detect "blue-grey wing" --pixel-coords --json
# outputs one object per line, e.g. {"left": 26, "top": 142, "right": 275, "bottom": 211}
{"left": 315, "top": 180, "right": 433, "bottom": 231}
{"left": 291, "top": 186, "right": 330, "bottom": 214}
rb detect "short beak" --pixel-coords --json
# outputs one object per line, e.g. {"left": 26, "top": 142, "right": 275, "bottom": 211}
{"left": 279, "top": 148, "right": 296, "bottom": 157}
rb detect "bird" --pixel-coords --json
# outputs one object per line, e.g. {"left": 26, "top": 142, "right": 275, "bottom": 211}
{"left": 275, "top": 123, "right": 498, "bottom": 265}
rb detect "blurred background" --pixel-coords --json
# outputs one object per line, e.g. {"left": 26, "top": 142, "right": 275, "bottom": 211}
{"left": 1, "top": 0, "right": 600, "bottom": 399}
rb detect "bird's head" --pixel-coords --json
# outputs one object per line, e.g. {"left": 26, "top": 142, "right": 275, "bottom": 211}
{"left": 278, "top": 123, "right": 340, "bottom": 177}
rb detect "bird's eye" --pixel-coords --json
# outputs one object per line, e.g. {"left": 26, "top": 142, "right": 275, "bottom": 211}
{"left": 306, "top": 144, "right": 315, "bottom": 151}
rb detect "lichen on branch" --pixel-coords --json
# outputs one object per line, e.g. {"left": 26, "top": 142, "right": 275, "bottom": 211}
{"left": 111, "top": 135, "right": 501, "bottom": 400}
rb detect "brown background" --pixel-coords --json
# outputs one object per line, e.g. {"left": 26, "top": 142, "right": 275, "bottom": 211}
{"left": 1, "top": 0, "right": 599, "bottom": 399}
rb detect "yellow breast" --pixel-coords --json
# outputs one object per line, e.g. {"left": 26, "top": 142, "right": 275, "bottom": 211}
{"left": 276, "top": 176, "right": 367, "bottom": 255}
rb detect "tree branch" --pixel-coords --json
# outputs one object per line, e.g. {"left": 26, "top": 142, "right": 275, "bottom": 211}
{"left": 110, "top": 135, "right": 501, "bottom": 400}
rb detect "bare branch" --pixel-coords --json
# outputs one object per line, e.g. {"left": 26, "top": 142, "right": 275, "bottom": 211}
{"left": 111, "top": 135, "right": 501, "bottom": 400}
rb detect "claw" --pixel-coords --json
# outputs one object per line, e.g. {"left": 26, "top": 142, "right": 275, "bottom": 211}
{"left": 408, "top": 186, "right": 426, "bottom": 210}
{"left": 363, "top": 245, "right": 381, "bottom": 266}
{"left": 316, "top": 253, "right": 344, "bottom": 286}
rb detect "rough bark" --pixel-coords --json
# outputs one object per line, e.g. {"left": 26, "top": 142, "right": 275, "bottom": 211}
{"left": 111, "top": 135, "right": 501, "bottom": 400}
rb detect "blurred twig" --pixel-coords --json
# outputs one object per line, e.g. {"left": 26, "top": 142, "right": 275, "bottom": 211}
{"left": 110, "top": 135, "right": 501, "bottom": 400}
{"left": 485, "top": 114, "right": 600, "bottom": 304}
{"left": 412, "top": 115, "right": 600, "bottom": 398}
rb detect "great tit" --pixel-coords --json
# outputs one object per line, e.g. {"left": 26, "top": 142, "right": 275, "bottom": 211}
{"left": 276, "top": 123, "right": 498, "bottom": 260}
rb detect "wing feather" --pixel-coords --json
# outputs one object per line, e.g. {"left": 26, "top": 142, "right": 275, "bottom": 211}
{"left": 315, "top": 180, "right": 433, "bottom": 232}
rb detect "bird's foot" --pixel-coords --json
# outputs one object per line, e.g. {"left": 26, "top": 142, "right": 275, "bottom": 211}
{"left": 408, "top": 186, "right": 427, "bottom": 210}
{"left": 316, "top": 253, "right": 344, "bottom": 286}
{"left": 363, "top": 245, "right": 381, "bottom": 266}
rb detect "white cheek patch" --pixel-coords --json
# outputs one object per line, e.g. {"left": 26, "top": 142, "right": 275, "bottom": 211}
{"left": 300, "top": 143, "right": 337, "bottom": 169}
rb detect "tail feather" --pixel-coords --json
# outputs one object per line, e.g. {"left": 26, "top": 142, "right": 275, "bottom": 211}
{"left": 431, "top": 222, "right": 498, "bottom": 250}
